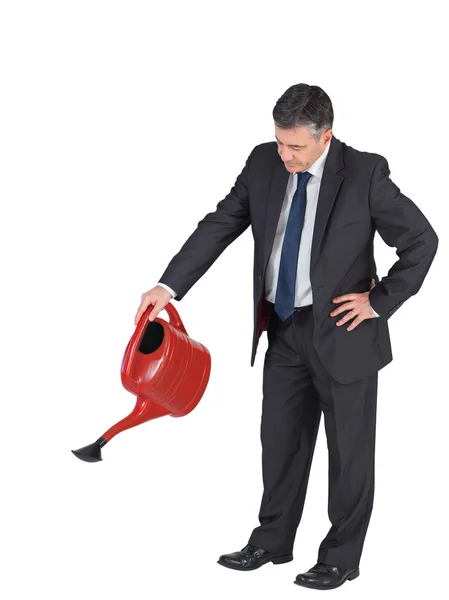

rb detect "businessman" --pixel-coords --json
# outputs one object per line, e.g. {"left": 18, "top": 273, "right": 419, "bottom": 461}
{"left": 134, "top": 83, "right": 438, "bottom": 590}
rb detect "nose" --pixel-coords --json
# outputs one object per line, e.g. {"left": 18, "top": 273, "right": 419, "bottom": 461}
{"left": 280, "top": 151, "right": 293, "bottom": 163}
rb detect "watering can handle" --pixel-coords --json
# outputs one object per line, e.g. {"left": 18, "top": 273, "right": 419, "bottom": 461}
{"left": 158, "top": 301, "right": 188, "bottom": 336}
{"left": 138, "top": 301, "right": 188, "bottom": 336}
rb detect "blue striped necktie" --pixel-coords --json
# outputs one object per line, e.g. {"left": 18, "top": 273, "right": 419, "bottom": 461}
{"left": 274, "top": 170, "right": 313, "bottom": 321}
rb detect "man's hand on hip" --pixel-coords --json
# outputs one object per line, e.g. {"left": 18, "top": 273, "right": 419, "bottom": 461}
{"left": 330, "top": 279, "right": 377, "bottom": 331}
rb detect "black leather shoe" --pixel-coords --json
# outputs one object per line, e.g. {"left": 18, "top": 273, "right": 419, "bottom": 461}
{"left": 294, "top": 562, "right": 360, "bottom": 589}
{"left": 217, "top": 544, "right": 293, "bottom": 571}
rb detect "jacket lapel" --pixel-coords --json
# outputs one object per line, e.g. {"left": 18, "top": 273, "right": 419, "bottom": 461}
{"left": 262, "top": 135, "right": 345, "bottom": 279}
{"left": 310, "top": 138, "right": 345, "bottom": 274}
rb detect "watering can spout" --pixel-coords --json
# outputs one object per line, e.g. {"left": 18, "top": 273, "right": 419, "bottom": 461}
{"left": 72, "top": 437, "right": 108, "bottom": 462}
{"left": 71, "top": 399, "right": 171, "bottom": 462}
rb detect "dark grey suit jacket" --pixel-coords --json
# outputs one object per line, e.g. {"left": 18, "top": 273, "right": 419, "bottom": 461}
{"left": 159, "top": 135, "right": 438, "bottom": 383}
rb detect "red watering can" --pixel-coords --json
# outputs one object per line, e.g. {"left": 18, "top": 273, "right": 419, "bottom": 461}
{"left": 72, "top": 302, "right": 211, "bottom": 462}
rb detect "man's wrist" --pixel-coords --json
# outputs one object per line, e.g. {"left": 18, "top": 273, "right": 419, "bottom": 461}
{"left": 157, "top": 281, "right": 176, "bottom": 298}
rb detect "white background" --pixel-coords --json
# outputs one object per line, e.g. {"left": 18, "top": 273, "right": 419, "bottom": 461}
{"left": 1, "top": 1, "right": 448, "bottom": 598}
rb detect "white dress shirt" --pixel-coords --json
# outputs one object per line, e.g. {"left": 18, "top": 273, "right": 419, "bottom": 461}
{"left": 157, "top": 142, "right": 379, "bottom": 317}
{"left": 158, "top": 281, "right": 178, "bottom": 298}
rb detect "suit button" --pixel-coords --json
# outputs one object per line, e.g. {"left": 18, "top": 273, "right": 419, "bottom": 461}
{"left": 258, "top": 274, "right": 262, "bottom": 281}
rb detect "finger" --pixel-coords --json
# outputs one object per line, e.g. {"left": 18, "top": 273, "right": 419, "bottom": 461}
{"left": 134, "top": 308, "right": 143, "bottom": 325}
{"left": 134, "top": 300, "right": 152, "bottom": 325}
{"left": 347, "top": 316, "right": 364, "bottom": 331}
{"left": 336, "top": 310, "right": 358, "bottom": 326}
{"left": 330, "top": 303, "right": 356, "bottom": 317}
{"left": 148, "top": 301, "right": 160, "bottom": 321}
{"left": 333, "top": 293, "right": 359, "bottom": 303}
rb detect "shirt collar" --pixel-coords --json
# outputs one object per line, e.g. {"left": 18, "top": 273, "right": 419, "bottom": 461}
{"left": 295, "top": 139, "right": 331, "bottom": 180}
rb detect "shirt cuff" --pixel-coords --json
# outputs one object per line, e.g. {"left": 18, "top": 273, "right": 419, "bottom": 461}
{"left": 157, "top": 282, "right": 176, "bottom": 298}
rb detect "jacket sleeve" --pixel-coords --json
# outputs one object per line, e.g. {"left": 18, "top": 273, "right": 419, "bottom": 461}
{"left": 158, "top": 146, "right": 256, "bottom": 301}
{"left": 368, "top": 156, "right": 438, "bottom": 319}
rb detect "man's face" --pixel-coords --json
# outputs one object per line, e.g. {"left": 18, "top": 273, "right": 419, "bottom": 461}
{"left": 274, "top": 125, "right": 333, "bottom": 172}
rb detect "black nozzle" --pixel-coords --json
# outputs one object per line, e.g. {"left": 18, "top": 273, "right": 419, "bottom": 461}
{"left": 71, "top": 437, "right": 108, "bottom": 462}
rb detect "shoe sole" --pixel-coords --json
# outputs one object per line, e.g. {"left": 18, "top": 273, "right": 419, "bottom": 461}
{"left": 217, "top": 554, "right": 293, "bottom": 571}
{"left": 293, "top": 567, "right": 360, "bottom": 589}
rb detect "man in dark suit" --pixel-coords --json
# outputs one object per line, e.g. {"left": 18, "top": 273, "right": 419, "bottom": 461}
{"left": 134, "top": 84, "right": 438, "bottom": 589}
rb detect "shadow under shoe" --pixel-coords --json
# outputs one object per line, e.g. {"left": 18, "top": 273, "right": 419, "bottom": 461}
{"left": 217, "top": 544, "right": 293, "bottom": 571}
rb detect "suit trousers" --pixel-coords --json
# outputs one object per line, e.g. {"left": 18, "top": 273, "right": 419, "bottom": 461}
{"left": 247, "top": 305, "right": 378, "bottom": 570}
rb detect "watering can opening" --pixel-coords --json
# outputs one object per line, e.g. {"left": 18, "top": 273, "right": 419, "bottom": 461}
{"left": 138, "top": 320, "right": 164, "bottom": 354}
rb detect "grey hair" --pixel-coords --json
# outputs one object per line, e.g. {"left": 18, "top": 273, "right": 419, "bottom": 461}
{"left": 272, "top": 83, "right": 334, "bottom": 142}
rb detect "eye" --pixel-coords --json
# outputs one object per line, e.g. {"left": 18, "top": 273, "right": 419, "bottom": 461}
{"left": 276, "top": 141, "right": 304, "bottom": 150}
